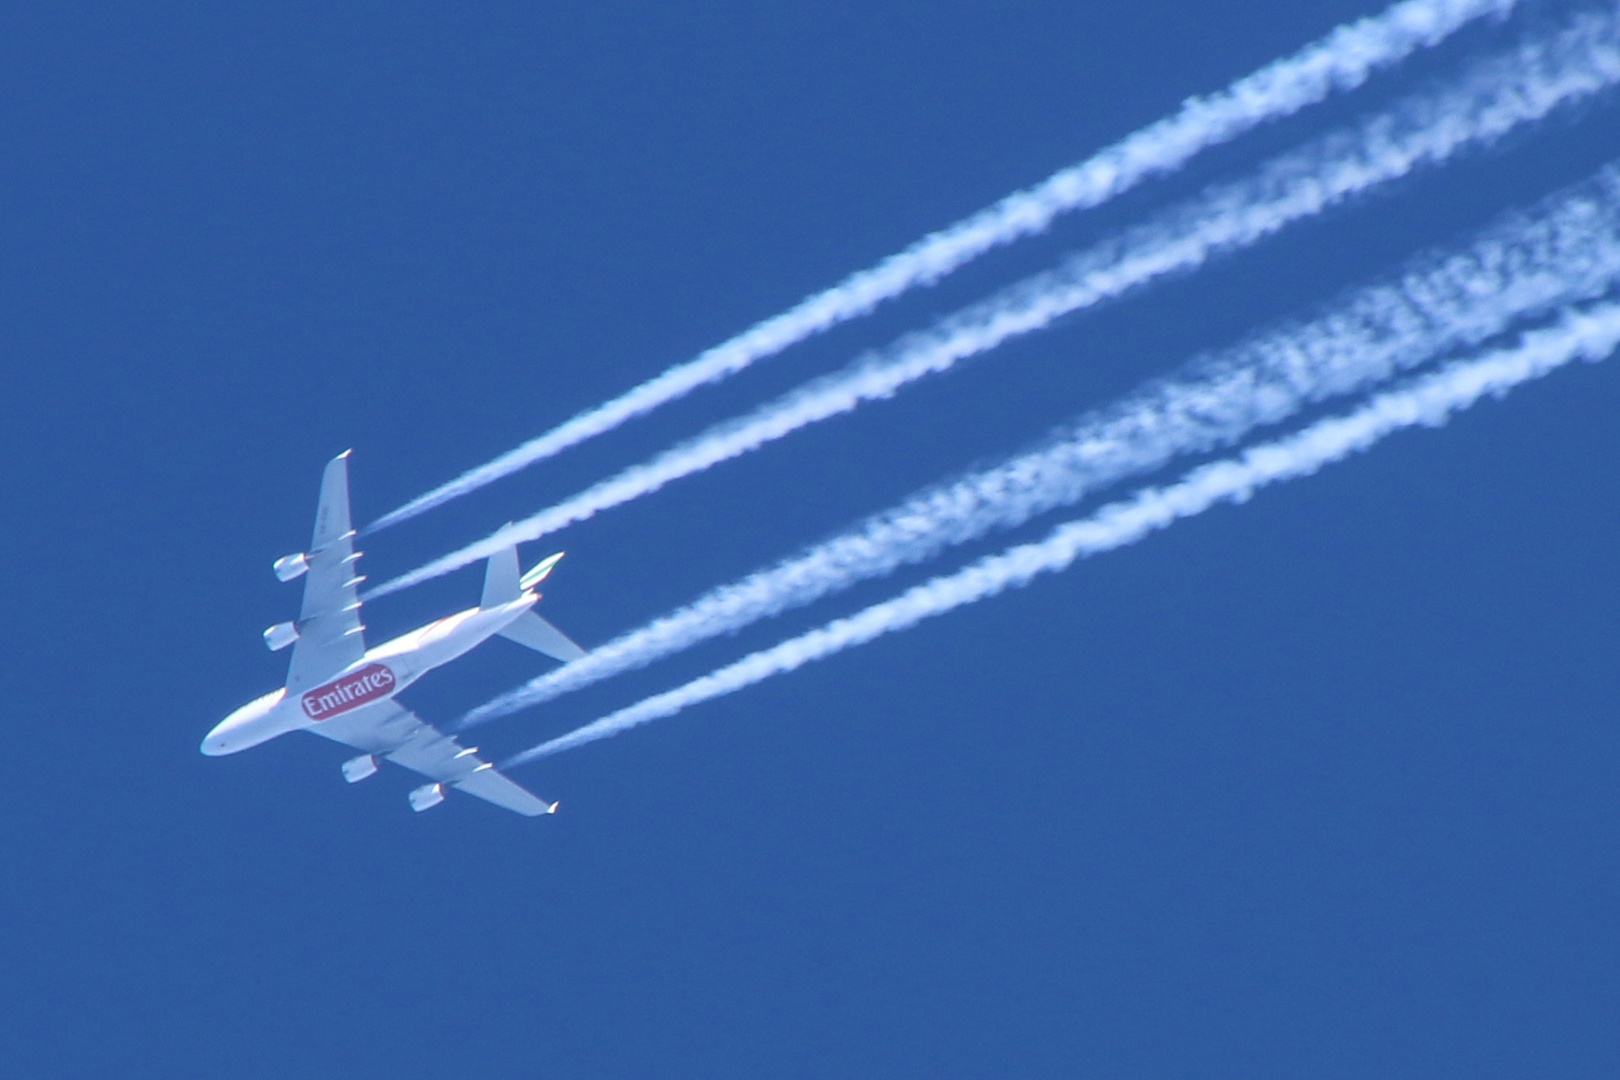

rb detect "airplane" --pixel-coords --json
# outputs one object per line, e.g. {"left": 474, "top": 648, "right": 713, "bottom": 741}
{"left": 202, "top": 450, "right": 583, "bottom": 817}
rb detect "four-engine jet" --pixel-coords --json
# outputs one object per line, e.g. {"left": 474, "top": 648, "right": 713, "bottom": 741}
{"left": 202, "top": 451, "right": 584, "bottom": 817}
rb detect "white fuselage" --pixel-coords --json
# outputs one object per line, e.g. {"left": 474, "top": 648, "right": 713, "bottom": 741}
{"left": 201, "top": 593, "right": 536, "bottom": 756}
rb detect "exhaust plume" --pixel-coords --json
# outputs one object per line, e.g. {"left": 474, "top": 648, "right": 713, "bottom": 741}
{"left": 458, "top": 161, "right": 1620, "bottom": 729}
{"left": 372, "top": 10, "right": 1620, "bottom": 600}
{"left": 507, "top": 300, "right": 1620, "bottom": 766}
{"left": 368, "top": 0, "right": 1517, "bottom": 533}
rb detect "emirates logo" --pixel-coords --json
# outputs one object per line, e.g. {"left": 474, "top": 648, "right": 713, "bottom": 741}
{"left": 301, "top": 663, "right": 396, "bottom": 720}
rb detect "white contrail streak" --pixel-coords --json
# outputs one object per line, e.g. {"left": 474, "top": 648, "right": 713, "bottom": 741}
{"left": 457, "top": 162, "right": 1620, "bottom": 730}
{"left": 368, "top": 0, "right": 1517, "bottom": 532}
{"left": 369, "top": 11, "right": 1620, "bottom": 601}
{"left": 505, "top": 300, "right": 1620, "bottom": 767}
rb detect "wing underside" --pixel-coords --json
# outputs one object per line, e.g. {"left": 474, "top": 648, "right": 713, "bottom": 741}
{"left": 310, "top": 700, "right": 555, "bottom": 817}
{"left": 286, "top": 451, "right": 367, "bottom": 694}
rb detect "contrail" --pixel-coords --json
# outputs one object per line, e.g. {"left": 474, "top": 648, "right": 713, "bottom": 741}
{"left": 504, "top": 299, "right": 1620, "bottom": 767}
{"left": 367, "top": 0, "right": 1517, "bottom": 533}
{"left": 458, "top": 162, "right": 1620, "bottom": 730}
{"left": 367, "top": 10, "right": 1620, "bottom": 602}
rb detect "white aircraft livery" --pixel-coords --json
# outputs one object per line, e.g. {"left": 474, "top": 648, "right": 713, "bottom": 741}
{"left": 203, "top": 450, "right": 585, "bottom": 817}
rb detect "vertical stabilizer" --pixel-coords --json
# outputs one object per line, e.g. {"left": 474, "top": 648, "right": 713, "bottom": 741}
{"left": 481, "top": 544, "right": 522, "bottom": 609}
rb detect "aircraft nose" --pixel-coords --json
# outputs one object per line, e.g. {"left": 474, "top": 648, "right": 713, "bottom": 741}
{"left": 205, "top": 689, "right": 288, "bottom": 757}
{"left": 200, "top": 721, "right": 234, "bottom": 756}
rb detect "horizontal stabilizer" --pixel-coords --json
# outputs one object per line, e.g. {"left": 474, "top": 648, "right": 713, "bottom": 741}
{"left": 499, "top": 610, "right": 586, "bottom": 663}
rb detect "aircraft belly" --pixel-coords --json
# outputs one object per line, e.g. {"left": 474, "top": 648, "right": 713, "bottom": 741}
{"left": 306, "top": 699, "right": 422, "bottom": 755}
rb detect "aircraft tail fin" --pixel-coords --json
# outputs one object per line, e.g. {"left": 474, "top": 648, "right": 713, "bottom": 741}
{"left": 481, "top": 543, "right": 522, "bottom": 609}
{"left": 481, "top": 540, "right": 585, "bottom": 661}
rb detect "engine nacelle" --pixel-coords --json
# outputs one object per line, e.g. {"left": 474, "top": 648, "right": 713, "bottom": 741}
{"left": 342, "top": 754, "right": 379, "bottom": 783}
{"left": 408, "top": 782, "right": 446, "bottom": 812}
{"left": 273, "top": 552, "right": 310, "bottom": 582}
{"left": 262, "top": 621, "right": 300, "bottom": 652}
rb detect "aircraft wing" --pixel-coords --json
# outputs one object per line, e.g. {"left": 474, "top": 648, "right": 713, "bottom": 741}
{"left": 286, "top": 451, "right": 367, "bottom": 695}
{"left": 310, "top": 699, "right": 556, "bottom": 817}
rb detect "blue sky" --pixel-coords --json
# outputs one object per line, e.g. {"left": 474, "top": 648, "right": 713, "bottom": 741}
{"left": 2, "top": 2, "right": 1618, "bottom": 1077}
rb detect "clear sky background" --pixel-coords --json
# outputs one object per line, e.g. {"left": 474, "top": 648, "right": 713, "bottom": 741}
{"left": 2, "top": 2, "right": 1618, "bottom": 1077}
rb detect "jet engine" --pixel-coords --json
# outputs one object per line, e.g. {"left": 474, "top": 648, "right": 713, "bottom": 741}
{"left": 341, "top": 754, "right": 378, "bottom": 783}
{"left": 409, "top": 782, "right": 446, "bottom": 812}
{"left": 273, "top": 552, "right": 309, "bottom": 582}
{"left": 262, "top": 621, "right": 299, "bottom": 651}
